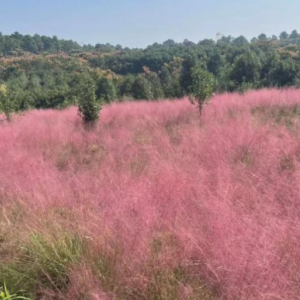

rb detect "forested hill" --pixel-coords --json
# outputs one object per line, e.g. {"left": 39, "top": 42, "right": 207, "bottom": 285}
{"left": 1, "top": 30, "right": 300, "bottom": 56}
{"left": 1, "top": 30, "right": 300, "bottom": 112}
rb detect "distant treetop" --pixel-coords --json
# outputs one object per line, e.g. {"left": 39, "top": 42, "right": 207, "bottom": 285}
{"left": 0, "top": 29, "right": 300, "bottom": 57}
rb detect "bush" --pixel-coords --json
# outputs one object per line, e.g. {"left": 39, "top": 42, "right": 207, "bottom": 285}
{"left": 77, "top": 75, "right": 101, "bottom": 125}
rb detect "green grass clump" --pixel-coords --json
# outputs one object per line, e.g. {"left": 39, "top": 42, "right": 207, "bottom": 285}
{"left": 0, "top": 283, "right": 32, "bottom": 300}
{"left": 0, "top": 230, "right": 85, "bottom": 298}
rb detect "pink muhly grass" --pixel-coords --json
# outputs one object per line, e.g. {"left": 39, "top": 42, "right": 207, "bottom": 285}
{"left": 65, "top": 264, "right": 113, "bottom": 300}
{"left": 0, "top": 89, "right": 300, "bottom": 299}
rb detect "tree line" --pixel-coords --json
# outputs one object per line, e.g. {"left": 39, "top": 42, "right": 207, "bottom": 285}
{"left": 1, "top": 29, "right": 300, "bottom": 119}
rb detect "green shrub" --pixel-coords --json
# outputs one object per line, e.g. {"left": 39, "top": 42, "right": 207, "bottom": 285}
{"left": 77, "top": 75, "right": 101, "bottom": 125}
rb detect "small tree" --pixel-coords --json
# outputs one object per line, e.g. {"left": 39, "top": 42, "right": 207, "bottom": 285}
{"left": 0, "top": 84, "right": 14, "bottom": 122}
{"left": 189, "top": 65, "right": 214, "bottom": 116}
{"left": 77, "top": 76, "right": 101, "bottom": 126}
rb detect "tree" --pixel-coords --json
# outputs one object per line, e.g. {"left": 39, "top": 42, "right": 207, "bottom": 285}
{"left": 143, "top": 67, "right": 164, "bottom": 99}
{"left": 199, "top": 39, "right": 215, "bottom": 46}
{"left": 0, "top": 84, "right": 14, "bottom": 121}
{"left": 230, "top": 52, "right": 262, "bottom": 88}
{"left": 216, "top": 65, "right": 235, "bottom": 92}
{"left": 183, "top": 39, "right": 195, "bottom": 46}
{"left": 77, "top": 75, "right": 101, "bottom": 125}
{"left": 290, "top": 30, "right": 299, "bottom": 39}
{"left": 180, "top": 57, "right": 197, "bottom": 94}
{"left": 189, "top": 65, "right": 214, "bottom": 116}
{"left": 251, "top": 37, "right": 258, "bottom": 43}
{"left": 23, "top": 35, "right": 38, "bottom": 53}
{"left": 217, "top": 35, "right": 233, "bottom": 44}
{"left": 160, "top": 58, "right": 184, "bottom": 98}
{"left": 160, "top": 65, "right": 182, "bottom": 98}
{"left": 132, "top": 75, "right": 153, "bottom": 100}
{"left": 96, "top": 77, "right": 117, "bottom": 103}
{"left": 280, "top": 31, "right": 289, "bottom": 40}
{"left": 269, "top": 58, "right": 299, "bottom": 87}
{"left": 163, "top": 39, "right": 176, "bottom": 46}
{"left": 232, "top": 36, "right": 249, "bottom": 45}
{"left": 120, "top": 75, "right": 135, "bottom": 98}
{"left": 258, "top": 33, "right": 268, "bottom": 41}
{"left": 207, "top": 49, "right": 225, "bottom": 75}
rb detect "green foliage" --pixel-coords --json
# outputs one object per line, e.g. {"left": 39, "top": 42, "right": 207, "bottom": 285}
{"left": 143, "top": 67, "right": 165, "bottom": 99}
{"left": 237, "top": 81, "right": 254, "bottom": 94}
{"left": 120, "top": 75, "right": 135, "bottom": 99}
{"left": 132, "top": 75, "right": 153, "bottom": 100}
{"left": 77, "top": 75, "right": 101, "bottom": 125}
{"left": 232, "top": 35, "right": 249, "bottom": 45}
{"left": 160, "top": 58, "right": 184, "bottom": 98}
{"left": 0, "top": 85, "right": 15, "bottom": 121}
{"left": 269, "top": 58, "right": 299, "bottom": 87}
{"left": 0, "top": 230, "right": 85, "bottom": 298}
{"left": 290, "top": 30, "right": 299, "bottom": 39}
{"left": 180, "top": 57, "right": 197, "bottom": 94}
{"left": 189, "top": 65, "right": 215, "bottom": 115}
{"left": 230, "top": 52, "right": 262, "bottom": 88}
{"left": 1, "top": 29, "right": 300, "bottom": 114}
{"left": 280, "top": 31, "right": 289, "bottom": 40}
{"left": 258, "top": 33, "right": 268, "bottom": 41}
{"left": 96, "top": 77, "right": 117, "bottom": 103}
{"left": 215, "top": 66, "right": 235, "bottom": 92}
{"left": 0, "top": 284, "right": 31, "bottom": 300}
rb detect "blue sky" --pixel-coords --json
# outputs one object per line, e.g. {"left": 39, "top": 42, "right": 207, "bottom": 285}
{"left": 0, "top": 0, "right": 299, "bottom": 48}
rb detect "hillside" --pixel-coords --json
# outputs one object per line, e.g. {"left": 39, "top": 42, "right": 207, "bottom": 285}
{"left": 1, "top": 89, "right": 300, "bottom": 299}
{"left": 1, "top": 30, "right": 300, "bottom": 115}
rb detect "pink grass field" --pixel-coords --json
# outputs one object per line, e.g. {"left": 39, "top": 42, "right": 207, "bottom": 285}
{"left": 1, "top": 89, "right": 300, "bottom": 299}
